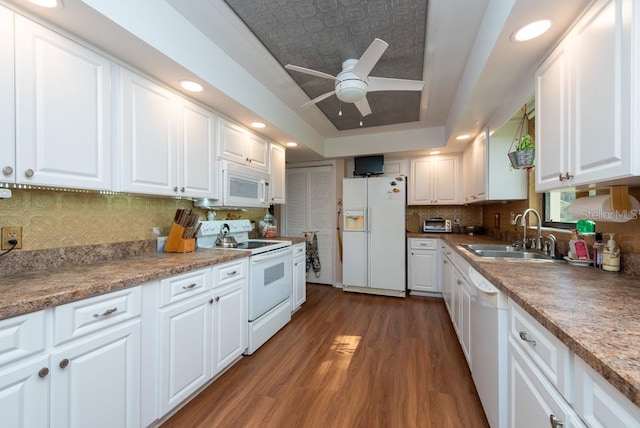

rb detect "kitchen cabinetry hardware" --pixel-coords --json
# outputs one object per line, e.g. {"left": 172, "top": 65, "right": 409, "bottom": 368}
{"left": 549, "top": 414, "right": 564, "bottom": 427}
{"left": 93, "top": 307, "right": 117, "bottom": 317}
{"left": 456, "top": 279, "right": 462, "bottom": 285}
{"left": 173, "top": 186, "right": 178, "bottom": 192}
{"left": 25, "top": 168, "right": 34, "bottom": 177}
{"left": 519, "top": 331, "right": 537, "bottom": 346}
{"left": 180, "top": 187, "right": 185, "bottom": 193}
{"left": 59, "top": 358, "right": 69, "bottom": 369}
{"left": 38, "top": 367, "right": 49, "bottom": 377}
{"left": 182, "top": 283, "right": 197, "bottom": 290}
{"left": 209, "top": 298, "right": 214, "bottom": 304}
{"left": 3, "top": 166, "right": 12, "bottom": 175}
{"left": 226, "top": 271, "right": 237, "bottom": 276}
{"left": 215, "top": 296, "right": 220, "bottom": 302}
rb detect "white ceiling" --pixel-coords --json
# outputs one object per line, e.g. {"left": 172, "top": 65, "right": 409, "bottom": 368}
{"left": 2, "top": 0, "right": 593, "bottom": 163}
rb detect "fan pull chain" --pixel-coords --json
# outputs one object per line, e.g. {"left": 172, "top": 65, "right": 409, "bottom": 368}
{"left": 338, "top": 100, "right": 342, "bottom": 117}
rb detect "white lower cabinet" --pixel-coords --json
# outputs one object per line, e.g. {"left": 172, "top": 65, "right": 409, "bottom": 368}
{"left": 0, "top": 354, "right": 50, "bottom": 428}
{"left": 407, "top": 238, "right": 440, "bottom": 295}
{"left": 454, "top": 267, "right": 472, "bottom": 366}
{"left": 50, "top": 320, "right": 141, "bottom": 428}
{"left": 440, "top": 245, "right": 454, "bottom": 316}
{"left": 509, "top": 338, "right": 585, "bottom": 428}
{"left": 291, "top": 242, "right": 306, "bottom": 312}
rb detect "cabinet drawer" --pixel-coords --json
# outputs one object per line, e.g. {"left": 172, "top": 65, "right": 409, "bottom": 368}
{"left": 160, "top": 267, "right": 212, "bottom": 307}
{"left": 574, "top": 357, "right": 640, "bottom": 427}
{"left": 0, "top": 310, "right": 46, "bottom": 367}
{"left": 509, "top": 300, "right": 572, "bottom": 399}
{"left": 54, "top": 286, "right": 141, "bottom": 346}
{"left": 215, "top": 259, "right": 247, "bottom": 288}
{"left": 410, "top": 238, "right": 438, "bottom": 250}
{"left": 292, "top": 243, "right": 305, "bottom": 257}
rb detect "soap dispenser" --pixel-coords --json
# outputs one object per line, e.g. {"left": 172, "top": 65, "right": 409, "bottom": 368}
{"left": 602, "top": 233, "right": 621, "bottom": 272}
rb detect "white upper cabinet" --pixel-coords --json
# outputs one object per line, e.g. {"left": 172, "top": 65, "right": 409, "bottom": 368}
{"left": 536, "top": 0, "right": 639, "bottom": 191}
{"left": 118, "top": 68, "right": 217, "bottom": 198}
{"left": 409, "top": 156, "right": 460, "bottom": 205}
{"left": 464, "top": 125, "right": 527, "bottom": 203}
{"left": 0, "top": 6, "right": 14, "bottom": 184}
{"left": 14, "top": 15, "right": 113, "bottom": 190}
{"left": 218, "top": 118, "right": 269, "bottom": 172}
{"left": 269, "top": 143, "right": 286, "bottom": 204}
{"left": 119, "top": 68, "right": 177, "bottom": 196}
{"left": 177, "top": 98, "right": 217, "bottom": 199}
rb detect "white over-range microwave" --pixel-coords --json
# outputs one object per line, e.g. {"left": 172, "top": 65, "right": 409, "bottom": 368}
{"left": 194, "top": 161, "right": 270, "bottom": 208}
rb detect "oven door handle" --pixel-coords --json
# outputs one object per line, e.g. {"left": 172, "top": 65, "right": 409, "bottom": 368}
{"left": 250, "top": 246, "right": 292, "bottom": 263}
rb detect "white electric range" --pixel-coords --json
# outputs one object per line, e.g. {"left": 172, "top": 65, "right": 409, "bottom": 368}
{"left": 196, "top": 220, "right": 292, "bottom": 355}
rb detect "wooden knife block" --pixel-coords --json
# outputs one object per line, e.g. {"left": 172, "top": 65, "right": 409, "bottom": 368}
{"left": 163, "top": 223, "right": 195, "bottom": 253}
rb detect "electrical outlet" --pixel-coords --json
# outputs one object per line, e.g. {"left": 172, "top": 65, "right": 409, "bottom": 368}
{"left": 1, "top": 227, "right": 22, "bottom": 250}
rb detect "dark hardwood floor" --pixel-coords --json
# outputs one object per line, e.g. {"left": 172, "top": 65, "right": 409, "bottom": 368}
{"left": 162, "top": 284, "right": 489, "bottom": 427}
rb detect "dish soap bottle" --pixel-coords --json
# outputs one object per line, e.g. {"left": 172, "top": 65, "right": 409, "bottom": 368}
{"left": 569, "top": 229, "right": 590, "bottom": 260}
{"left": 602, "top": 233, "right": 621, "bottom": 272}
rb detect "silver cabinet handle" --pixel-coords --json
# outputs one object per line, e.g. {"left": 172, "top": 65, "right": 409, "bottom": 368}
{"left": 173, "top": 186, "right": 178, "bottom": 192}
{"left": 226, "top": 271, "right": 238, "bottom": 276}
{"left": 25, "top": 168, "right": 34, "bottom": 178}
{"left": 456, "top": 280, "right": 462, "bottom": 285}
{"left": 93, "top": 307, "right": 117, "bottom": 318}
{"left": 443, "top": 260, "right": 448, "bottom": 264}
{"left": 209, "top": 298, "right": 214, "bottom": 304}
{"left": 549, "top": 414, "right": 564, "bottom": 427}
{"left": 519, "top": 331, "right": 537, "bottom": 346}
{"left": 180, "top": 187, "right": 185, "bottom": 193}
{"left": 182, "top": 283, "right": 197, "bottom": 290}
{"left": 59, "top": 358, "right": 69, "bottom": 369}
{"left": 3, "top": 166, "right": 13, "bottom": 176}
{"left": 38, "top": 367, "right": 49, "bottom": 378}
{"left": 215, "top": 296, "right": 220, "bottom": 302}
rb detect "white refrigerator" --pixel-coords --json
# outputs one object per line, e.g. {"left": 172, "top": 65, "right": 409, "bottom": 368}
{"left": 342, "top": 176, "right": 406, "bottom": 297}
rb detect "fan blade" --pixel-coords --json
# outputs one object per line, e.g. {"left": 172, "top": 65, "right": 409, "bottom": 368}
{"left": 368, "top": 76, "right": 425, "bottom": 92}
{"left": 301, "top": 90, "right": 336, "bottom": 107}
{"left": 354, "top": 97, "right": 372, "bottom": 117}
{"left": 285, "top": 64, "right": 338, "bottom": 81}
{"left": 351, "top": 38, "right": 389, "bottom": 80}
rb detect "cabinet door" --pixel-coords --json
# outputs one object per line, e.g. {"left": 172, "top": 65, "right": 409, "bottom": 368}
{"left": 459, "top": 276, "right": 472, "bottom": 366}
{"left": 119, "top": 68, "right": 177, "bottom": 196}
{"left": 408, "top": 250, "right": 439, "bottom": 293}
{"left": 212, "top": 281, "right": 247, "bottom": 374}
{"left": 15, "top": 16, "right": 113, "bottom": 190}
{"left": 509, "top": 340, "right": 585, "bottom": 428}
{"left": 409, "top": 159, "right": 434, "bottom": 204}
{"left": 571, "top": 0, "right": 631, "bottom": 185}
{"left": 432, "top": 156, "right": 459, "bottom": 204}
{"left": 247, "top": 133, "right": 269, "bottom": 172}
{"left": 292, "top": 255, "right": 306, "bottom": 312}
{"left": 269, "top": 143, "right": 286, "bottom": 204}
{"left": 441, "top": 251, "right": 454, "bottom": 316}
{"left": 51, "top": 320, "right": 141, "bottom": 428}
{"left": 159, "top": 295, "right": 211, "bottom": 414}
{"left": 0, "top": 355, "right": 50, "bottom": 428}
{"left": 218, "top": 118, "right": 249, "bottom": 164}
{"left": 472, "top": 132, "right": 486, "bottom": 200}
{"left": 177, "top": 99, "right": 217, "bottom": 198}
{"left": 535, "top": 39, "right": 571, "bottom": 192}
{"left": 0, "top": 6, "right": 14, "bottom": 183}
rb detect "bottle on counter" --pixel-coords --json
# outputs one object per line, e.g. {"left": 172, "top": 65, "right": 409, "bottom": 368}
{"left": 592, "top": 232, "right": 604, "bottom": 269}
{"left": 569, "top": 229, "right": 590, "bottom": 260}
{"left": 602, "top": 233, "right": 621, "bottom": 272}
{"left": 260, "top": 211, "right": 277, "bottom": 238}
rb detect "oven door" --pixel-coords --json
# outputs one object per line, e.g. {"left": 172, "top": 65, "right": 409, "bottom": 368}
{"left": 223, "top": 162, "right": 269, "bottom": 208}
{"left": 249, "top": 246, "right": 292, "bottom": 321}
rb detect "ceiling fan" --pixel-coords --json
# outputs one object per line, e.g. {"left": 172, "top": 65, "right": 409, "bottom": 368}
{"left": 285, "top": 38, "right": 425, "bottom": 118}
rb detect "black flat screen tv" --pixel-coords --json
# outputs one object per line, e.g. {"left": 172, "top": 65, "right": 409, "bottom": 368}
{"left": 354, "top": 155, "right": 384, "bottom": 177}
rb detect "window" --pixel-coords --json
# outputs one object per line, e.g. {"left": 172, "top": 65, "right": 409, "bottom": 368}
{"left": 544, "top": 190, "right": 596, "bottom": 228}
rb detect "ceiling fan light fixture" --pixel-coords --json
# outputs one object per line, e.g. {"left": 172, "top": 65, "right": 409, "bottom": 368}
{"left": 512, "top": 20, "right": 552, "bottom": 42}
{"left": 335, "top": 80, "right": 368, "bottom": 103}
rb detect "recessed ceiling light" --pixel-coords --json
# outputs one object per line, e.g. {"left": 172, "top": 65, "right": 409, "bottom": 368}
{"left": 429, "top": 150, "right": 441, "bottom": 155}
{"left": 456, "top": 134, "right": 471, "bottom": 140}
{"left": 285, "top": 141, "right": 298, "bottom": 147}
{"left": 251, "top": 122, "right": 266, "bottom": 129}
{"left": 512, "top": 20, "right": 552, "bottom": 42}
{"left": 26, "top": 0, "right": 62, "bottom": 8}
{"left": 179, "top": 80, "right": 204, "bottom": 92}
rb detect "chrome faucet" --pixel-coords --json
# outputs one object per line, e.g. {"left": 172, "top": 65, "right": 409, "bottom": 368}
{"left": 544, "top": 233, "right": 557, "bottom": 258}
{"left": 520, "top": 208, "right": 542, "bottom": 250}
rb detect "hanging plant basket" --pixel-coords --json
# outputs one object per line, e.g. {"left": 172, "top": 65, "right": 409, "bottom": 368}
{"left": 508, "top": 149, "right": 535, "bottom": 169}
{"left": 507, "top": 105, "right": 535, "bottom": 169}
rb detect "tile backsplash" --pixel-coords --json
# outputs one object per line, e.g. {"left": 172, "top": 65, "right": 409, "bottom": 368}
{"left": 406, "top": 205, "right": 483, "bottom": 233}
{"left": 0, "top": 189, "right": 266, "bottom": 251}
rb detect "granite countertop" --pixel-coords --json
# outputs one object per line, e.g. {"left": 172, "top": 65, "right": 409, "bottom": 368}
{"left": 408, "top": 232, "right": 640, "bottom": 408}
{"left": 0, "top": 248, "right": 249, "bottom": 321}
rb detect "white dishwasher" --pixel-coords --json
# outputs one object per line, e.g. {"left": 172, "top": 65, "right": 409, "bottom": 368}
{"left": 468, "top": 265, "right": 508, "bottom": 428}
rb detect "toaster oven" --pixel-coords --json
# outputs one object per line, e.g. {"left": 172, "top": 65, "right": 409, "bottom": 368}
{"left": 423, "top": 218, "right": 452, "bottom": 233}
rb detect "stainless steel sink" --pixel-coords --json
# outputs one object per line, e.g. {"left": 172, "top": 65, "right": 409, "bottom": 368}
{"left": 461, "top": 244, "right": 553, "bottom": 260}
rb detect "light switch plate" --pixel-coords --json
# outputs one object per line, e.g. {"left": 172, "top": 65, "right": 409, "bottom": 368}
{"left": 0, "top": 189, "right": 11, "bottom": 198}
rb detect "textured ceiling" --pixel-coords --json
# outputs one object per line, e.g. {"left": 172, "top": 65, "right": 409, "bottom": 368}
{"left": 223, "top": 0, "right": 427, "bottom": 131}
